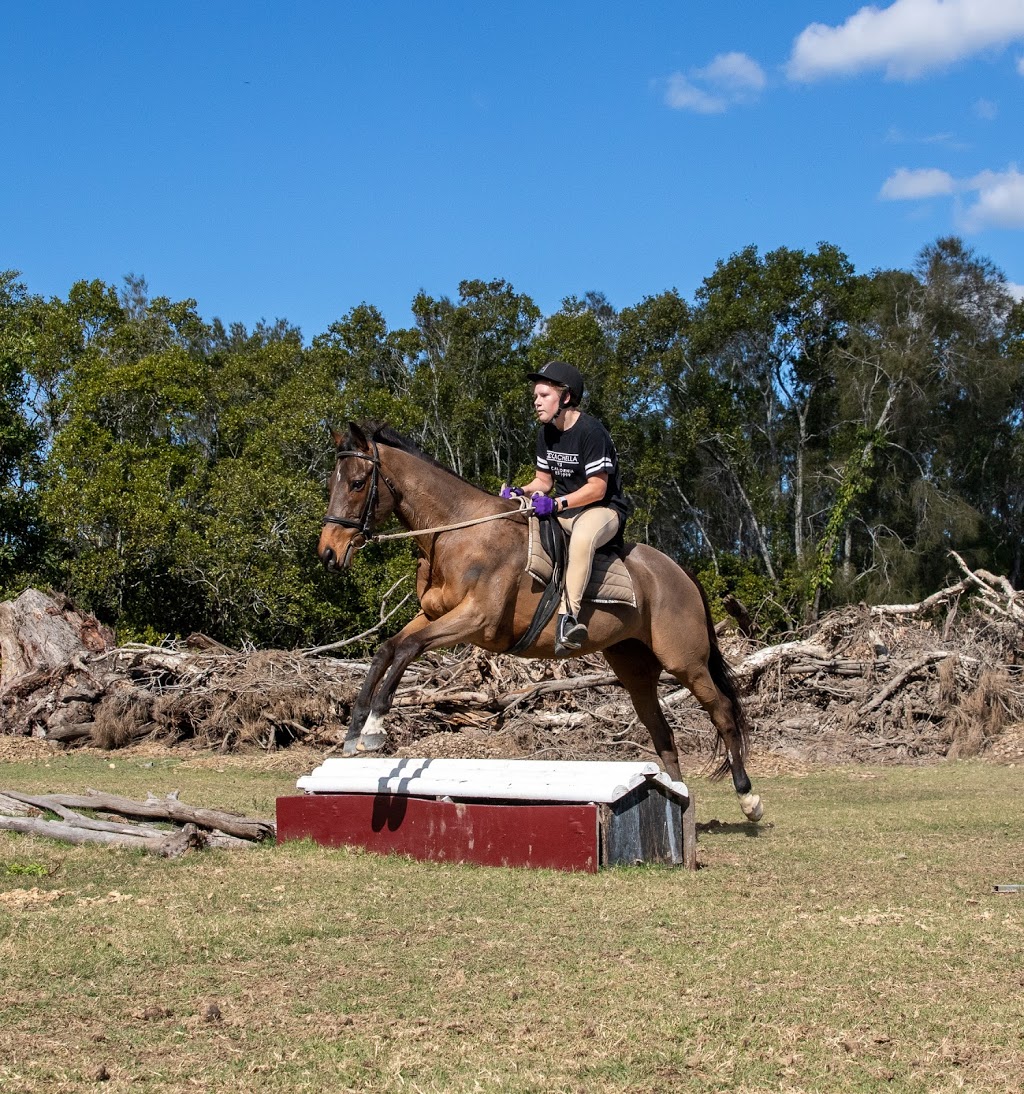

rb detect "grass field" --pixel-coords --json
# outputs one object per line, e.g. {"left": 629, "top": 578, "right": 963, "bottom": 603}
{"left": 1, "top": 747, "right": 1022, "bottom": 1093}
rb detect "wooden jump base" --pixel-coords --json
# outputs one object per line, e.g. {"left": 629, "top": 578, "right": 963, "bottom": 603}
{"left": 277, "top": 758, "right": 696, "bottom": 871}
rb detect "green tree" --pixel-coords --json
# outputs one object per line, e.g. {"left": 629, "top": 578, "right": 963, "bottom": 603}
{"left": 309, "top": 303, "right": 419, "bottom": 431}
{"left": 36, "top": 279, "right": 210, "bottom": 633}
{"left": 832, "top": 239, "right": 1023, "bottom": 603}
{"left": 0, "top": 272, "right": 44, "bottom": 593}
{"left": 408, "top": 279, "right": 540, "bottom": 485}
{"left": 180, "top": 317, "right": 365, "bottom": 646}
{"left": 686, "top": 243, "right": 860, "bottom": 618}
{"left": 612, "top": 290, "right": 703, "bottom": 555}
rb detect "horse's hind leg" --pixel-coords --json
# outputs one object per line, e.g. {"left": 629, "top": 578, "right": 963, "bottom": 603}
{"left": 702, "top": 672, "right": 761, "bottom": 821}
{"left": 684, "top": 665, "right": 761, "bottom": 822}
{"left": 602, "top": 641, "right": 682, "bottom": 781}
{"left": 651, "top": 636, "right": 763, "bottom": 823}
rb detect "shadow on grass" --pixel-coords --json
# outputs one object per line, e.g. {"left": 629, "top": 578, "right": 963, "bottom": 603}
{"left": 696, "top": 819, "right": 768, "bottom": 838}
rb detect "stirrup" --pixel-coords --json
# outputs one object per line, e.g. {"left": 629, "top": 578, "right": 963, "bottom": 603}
{"left": 556, "top": 613, "right": 588, "bottom": 651}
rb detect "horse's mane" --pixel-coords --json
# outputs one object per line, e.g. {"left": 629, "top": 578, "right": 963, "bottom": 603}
{"left": 357, "top": 421, "right": 484, "bottom": 491}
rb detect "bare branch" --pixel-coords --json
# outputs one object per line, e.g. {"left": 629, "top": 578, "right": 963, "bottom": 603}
{"left": 303, "top": 578, "right": 414, "bottom": 654}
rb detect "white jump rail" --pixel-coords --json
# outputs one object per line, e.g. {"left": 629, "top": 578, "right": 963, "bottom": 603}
{"left": 297, "top": 757, "right": 689, "bottom": 806}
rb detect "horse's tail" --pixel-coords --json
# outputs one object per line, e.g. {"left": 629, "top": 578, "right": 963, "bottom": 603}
{"left": 688, "top": 569, "right": 751, "bottom": 780}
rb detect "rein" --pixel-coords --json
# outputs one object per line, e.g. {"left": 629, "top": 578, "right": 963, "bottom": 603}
{"left": 373, "top": 497, "right": 533, "bottom": 542}
{"left": 323, "top": 444, "right": 532, "bottom": 550}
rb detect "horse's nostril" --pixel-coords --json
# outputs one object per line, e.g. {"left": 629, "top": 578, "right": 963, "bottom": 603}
{"left": 321, "top": 547, "right": 335, "bottom": 570}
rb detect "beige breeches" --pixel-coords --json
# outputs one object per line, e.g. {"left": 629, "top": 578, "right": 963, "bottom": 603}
{"left": 557, "top": 506, "right": 621, "bottom": 617}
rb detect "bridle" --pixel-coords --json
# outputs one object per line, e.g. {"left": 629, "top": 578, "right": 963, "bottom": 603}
{"left": 321, "top": 437, "right": 534, "bottom": 567}
{"left": 321, "top": 440, "right": 399, "bottom": 560}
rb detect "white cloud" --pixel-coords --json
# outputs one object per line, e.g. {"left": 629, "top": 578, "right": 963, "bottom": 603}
{"left": 787, "top": 0, "right": 1024, "bottom": 82}
{"left": 694, "top": 51, "right": 767, "bottom": 93}
{"left": 881, "top": 164, "right": 1024, "bottom": 231}
{"left": 885, "top": 126, "right": 962, "bottom": 147}
{"left": 962, "top": 167, "right": 1024, "bottom": 229}
{"left": 974, "top": 97, "right": 998, "bottom": 120}
{"left": 880, "top": 167, "right": 956, "bottom": 199}
{"left": 665, "top": 74, "right": 728, "bottom": 114}
{"left": 1006, "top": 281, "right": 1024, "bottom": 302}
{"left": 665, "top": 51, "right": 766, "bottom": 113}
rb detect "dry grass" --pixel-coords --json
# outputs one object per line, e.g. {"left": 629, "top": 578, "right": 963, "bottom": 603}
{"left": 947, "top": 669, "right": 1023, "bottom": 759}
{"left": 91, "top": 689, "right": 154, "bottom": 750}
{"left": 1, "top": 746, "right": 1022, "bottom": 1092}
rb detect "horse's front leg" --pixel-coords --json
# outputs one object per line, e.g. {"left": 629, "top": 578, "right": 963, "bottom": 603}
{"left": 346, "top": 602, "right": 487, "bottom": 755}
{"left": 343, "top": 613, "right": 433, "bottom": 756}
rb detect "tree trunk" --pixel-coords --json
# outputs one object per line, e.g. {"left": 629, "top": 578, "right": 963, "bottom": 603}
{"left": 0, "top": 588, "right": 115, "bottom": 690}
{"left": 794, "top": 403, "right": 808, "bottom": 561}
{"left": 702, "top": 441, "right": 778, "bottom": 583}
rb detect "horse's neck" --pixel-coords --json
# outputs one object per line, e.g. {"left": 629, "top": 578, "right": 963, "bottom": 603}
{"left": 385, "top": 448, "right": 494, "bottom": 532}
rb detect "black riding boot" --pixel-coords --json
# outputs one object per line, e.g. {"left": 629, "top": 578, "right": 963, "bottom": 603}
{"left": 556, "top": 613, "right": 588, "bottom": 652}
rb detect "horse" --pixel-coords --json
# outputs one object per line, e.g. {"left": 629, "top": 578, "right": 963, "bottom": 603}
{"left": 317, "top": 421, "right": 763, "bottom": 823}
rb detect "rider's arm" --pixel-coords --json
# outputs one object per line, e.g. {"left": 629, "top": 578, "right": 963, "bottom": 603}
{"left": 519, "top": 469, "right": 554, "bottom": 495}
{"left": 557, "top": 471, "right": 608, "bottom": 512}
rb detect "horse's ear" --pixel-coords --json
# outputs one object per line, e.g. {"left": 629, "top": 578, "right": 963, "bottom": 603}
{"left": 330, "top": 428, "right": 344, "bottom": 449}
{"left": 347, "top": 421, "right": 370, "bottom": 453}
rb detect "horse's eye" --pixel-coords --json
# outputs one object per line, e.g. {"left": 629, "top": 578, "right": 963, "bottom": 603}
{"left": 351, "top": 478, "right": 366, "bottom": 492}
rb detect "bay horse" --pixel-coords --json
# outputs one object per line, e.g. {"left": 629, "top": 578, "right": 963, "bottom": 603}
{"left": 317, "top": 421, "right": 762, "bottom": 823}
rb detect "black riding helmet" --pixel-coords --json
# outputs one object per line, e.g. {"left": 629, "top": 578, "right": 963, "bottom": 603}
{"left": 526, "top": 360, "right": 584, "bottom": 407}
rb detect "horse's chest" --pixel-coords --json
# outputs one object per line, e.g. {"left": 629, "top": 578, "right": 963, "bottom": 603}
{"left": 417, "top": 560, "right": 450, "bottom": 619}
{"left": 417, "top": 559, "right": 494, "bottom": 620}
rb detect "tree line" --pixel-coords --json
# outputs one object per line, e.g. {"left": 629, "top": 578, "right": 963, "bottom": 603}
{"left": 1, "top": 236, "right": 1021, "bottom": 649}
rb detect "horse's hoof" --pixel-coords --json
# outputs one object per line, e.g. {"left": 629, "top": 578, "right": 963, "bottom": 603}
{"left": 341, "top": 736, "right": 360, "bottom": 757}
{"left": 739, "top": 793, "right": 763, "bottom": 822}
{"left": 356, "top": 732, "right": 387, "bottom": 753}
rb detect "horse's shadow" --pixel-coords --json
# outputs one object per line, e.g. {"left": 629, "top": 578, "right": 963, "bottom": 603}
{"left": 696, "top": 819, "right": 767, "bottom": 838}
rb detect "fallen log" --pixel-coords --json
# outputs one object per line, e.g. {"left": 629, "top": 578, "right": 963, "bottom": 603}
{"left": 0, "top": 792, "right": 41, "bottom": 817}
{"left": 735, "top": 642, "right": 830, "bottom": 678}
{"left": 45, "top": 722, "right": 96, "bottom": 744}
{"left": 950, "top": 551, "right": 1024, "bottom": 623}
{"left": 0, "top": 789, "right": 275, "bottom": 842}
{"left": 1, "top": 791, "right": 169, "bottom": 837}
{"left": 0, "top": 815, "right": 205, "bottom": 857}
{"left": 722, "top": 594, "right": 756, "bottom": 638}
{"left": 392, "top": 688, "right": 492, "bottom": 709}
{"left": 868, "top": 580, "right": 973, "bottom": 618}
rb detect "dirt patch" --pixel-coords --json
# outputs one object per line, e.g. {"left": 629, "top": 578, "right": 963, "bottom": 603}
{"left": 0, "top": 737, "right": 61, "bottom": 764}
{"left": 984, "top": 719, "right": 1024, "bottom": 763}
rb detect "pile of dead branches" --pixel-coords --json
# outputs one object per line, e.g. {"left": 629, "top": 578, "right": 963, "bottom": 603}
{"left": 0, "top": 592, "right": 357, "bottom": 751}
{"left": 732, "top": 553, "right": 1024, "bottom": 764}
{"left": 1, "top": 552, "right": 1022, "bottom": 766}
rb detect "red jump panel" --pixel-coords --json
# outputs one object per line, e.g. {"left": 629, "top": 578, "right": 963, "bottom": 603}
{"left": 276, "top": 793, "right": 600, "bottom": 872}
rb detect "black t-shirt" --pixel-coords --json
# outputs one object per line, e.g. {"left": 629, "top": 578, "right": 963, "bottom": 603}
{"left": 535, "top": 412, "right": 630, "bottom": 523}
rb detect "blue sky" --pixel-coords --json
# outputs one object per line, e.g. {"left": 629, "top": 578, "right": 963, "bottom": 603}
{"left": 3, "top": 1, "right": 1022, "bottom": 340}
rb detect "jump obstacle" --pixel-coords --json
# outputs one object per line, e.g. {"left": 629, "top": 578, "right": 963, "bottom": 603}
{"left": 276, "top": 757, "right": 697, "bottom": 871}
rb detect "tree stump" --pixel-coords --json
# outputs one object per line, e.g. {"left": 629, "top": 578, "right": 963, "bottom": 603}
{"left": 0, "top": 588, "right": 114, "bottom": 690}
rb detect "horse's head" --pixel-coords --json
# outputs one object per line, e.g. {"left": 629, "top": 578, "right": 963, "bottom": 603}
{"left": 318, "top": 421, "right": 394, "bottom": 571}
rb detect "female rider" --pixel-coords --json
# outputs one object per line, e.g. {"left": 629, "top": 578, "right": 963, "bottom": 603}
{"left": 502, "top": 360, "right": 629, "bottom": 652}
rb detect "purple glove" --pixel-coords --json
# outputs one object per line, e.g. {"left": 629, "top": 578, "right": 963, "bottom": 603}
{"left": 531, "top": 493, "right": 556, "bottom": 516}
{"left": 500, "top": 484, "right": 524, "bottom": 500}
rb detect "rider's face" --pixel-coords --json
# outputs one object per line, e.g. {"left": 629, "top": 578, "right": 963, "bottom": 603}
{"left": 533, "top": 382, "right": 566, "bottom": 424}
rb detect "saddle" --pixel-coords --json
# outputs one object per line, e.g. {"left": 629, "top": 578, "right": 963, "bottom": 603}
{"left": 508, "top": 514, "right": 636, "bottom": 654}
{"left": 526, "top": 516, "right": 636, "bottom": 605}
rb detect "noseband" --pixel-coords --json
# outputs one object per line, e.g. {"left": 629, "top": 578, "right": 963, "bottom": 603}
{"left": 322, "top": 441, "right": 398, "bottom": 553}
